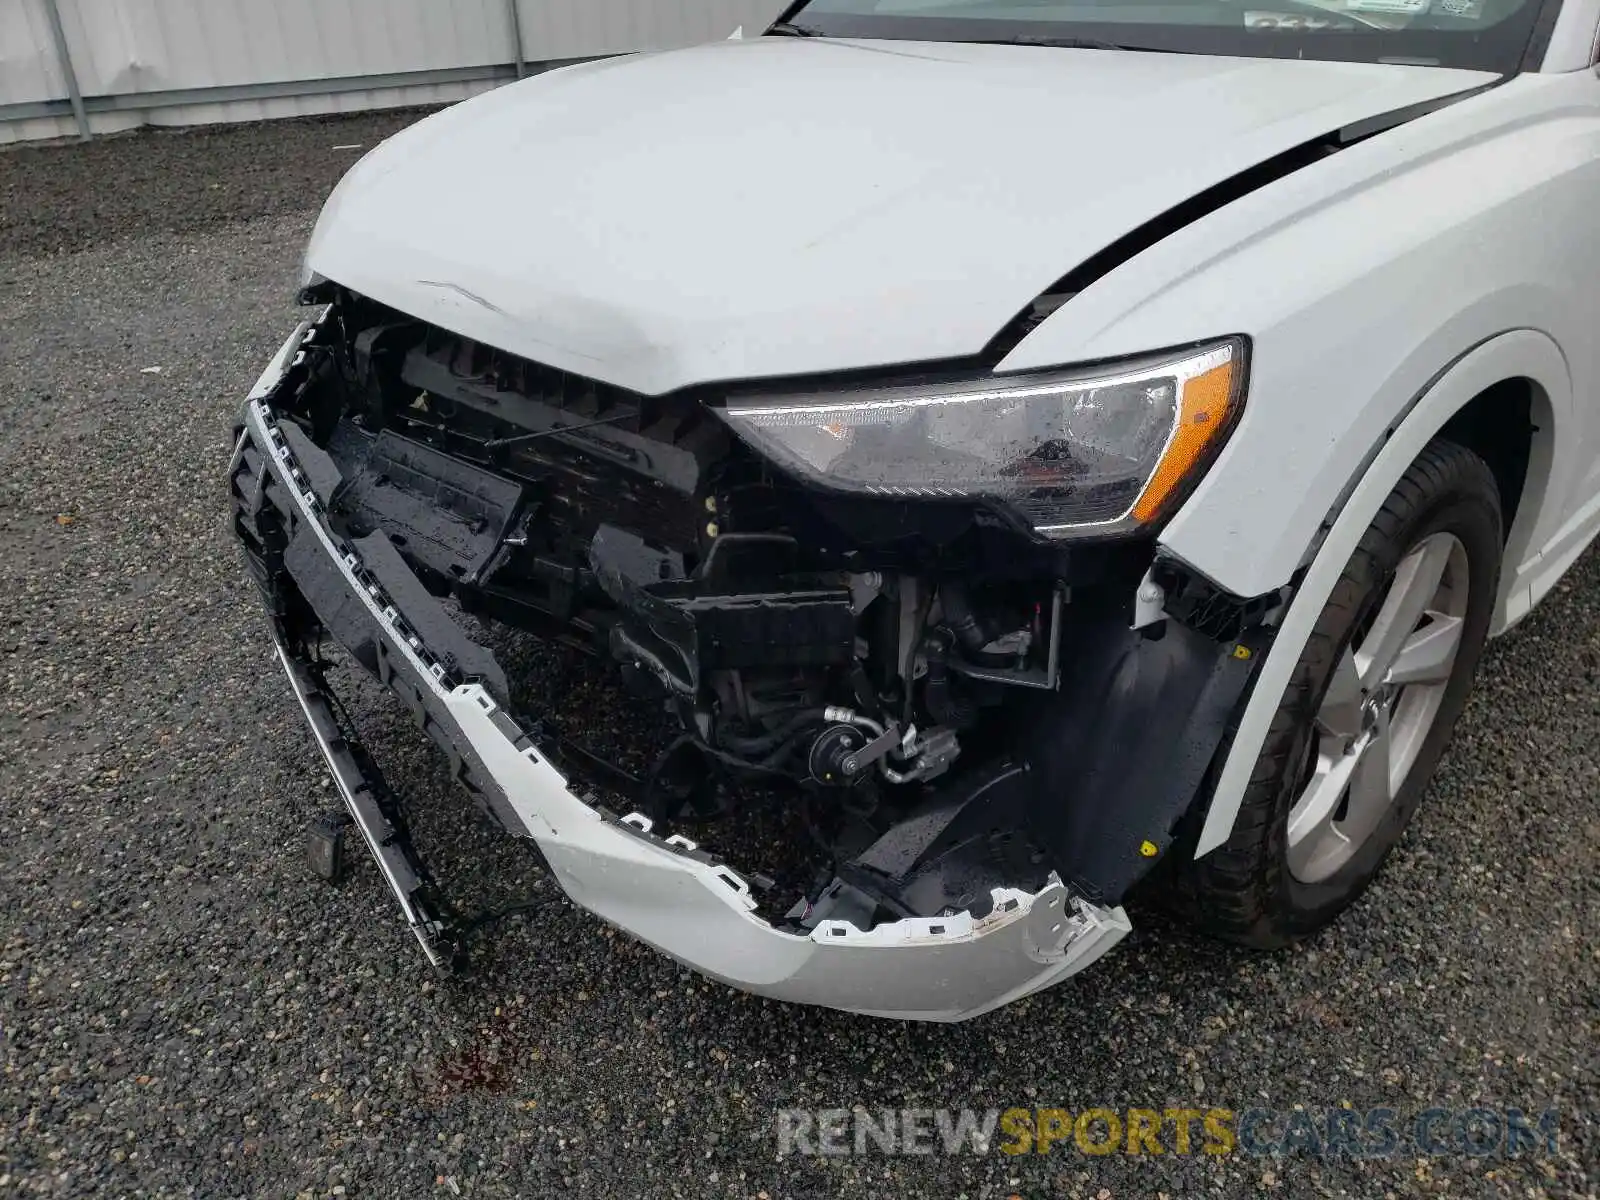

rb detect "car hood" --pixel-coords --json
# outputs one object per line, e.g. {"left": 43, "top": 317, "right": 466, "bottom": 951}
{"left": 306, "top": 38, "right": 1492, "bottom": 395}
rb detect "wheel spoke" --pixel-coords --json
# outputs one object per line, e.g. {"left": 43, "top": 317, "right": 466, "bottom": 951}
{"left": 1356, "top": 536, "right": 1453, "bottom": 688}
{"left": 1315, "top": 650, "right": 1365, "bottom": 741}
{"left": 1341, "top": 704, "right": 1393, "bottom": 838}
{"left": 1286, "top": 739, "right": 1365, "bottom": 876}
{"left": 1385, "top": 611, "right": 1463, "bottom": 687}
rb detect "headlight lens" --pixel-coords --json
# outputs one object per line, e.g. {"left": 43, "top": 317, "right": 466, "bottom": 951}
{"left": 718, "top": 338, "right": 1244, "bottom": 535}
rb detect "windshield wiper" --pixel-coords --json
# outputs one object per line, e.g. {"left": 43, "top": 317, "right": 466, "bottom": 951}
{"left": 978, "top": 34, "right": 1176, "bottom": 53}
{"left": 767, "top": 20, "right": 822, "bottom": 37}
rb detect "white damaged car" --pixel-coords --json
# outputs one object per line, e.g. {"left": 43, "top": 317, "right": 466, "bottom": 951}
{"left": 231, "top": 0, "right": 1600, "bottom": 1019}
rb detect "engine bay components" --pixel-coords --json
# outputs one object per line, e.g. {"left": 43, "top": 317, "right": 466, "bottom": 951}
{"left": 241, "top": 292, "right": 1274, "bottom": 958}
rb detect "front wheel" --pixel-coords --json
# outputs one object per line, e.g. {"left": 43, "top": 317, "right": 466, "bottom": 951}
{"left": 1180, "top": 438, "right": 1504, "bottom": 947}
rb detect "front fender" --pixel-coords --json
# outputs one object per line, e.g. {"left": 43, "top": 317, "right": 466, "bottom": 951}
{"left": 1193, "top": 328, "right": 1568, "bottom": 858}
{"left": 999, "top": 72, "right": 1598, "bottom": 602}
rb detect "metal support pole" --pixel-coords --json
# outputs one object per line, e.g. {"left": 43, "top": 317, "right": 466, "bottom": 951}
{"left": 506, "top": 0, "right": 527, "bottom": 78}
{"left": 40, "top": 0, "right": 91, "bottom": 141}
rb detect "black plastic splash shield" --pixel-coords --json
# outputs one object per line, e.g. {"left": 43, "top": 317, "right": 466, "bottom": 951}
{"left": 1019, "top": 617, "right": 1270, "bottom": 904}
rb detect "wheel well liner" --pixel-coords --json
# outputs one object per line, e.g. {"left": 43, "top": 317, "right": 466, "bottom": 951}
{"left": 1437, "top": 377, "right": 1539, "bottom": 537}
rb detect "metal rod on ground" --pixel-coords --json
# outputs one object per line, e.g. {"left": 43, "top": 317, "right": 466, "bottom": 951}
{"left": 40, "top": 0, "right": 91, "bottom": 142}
{"left": 507, "top": 0, "right": 527, "bottom": 78}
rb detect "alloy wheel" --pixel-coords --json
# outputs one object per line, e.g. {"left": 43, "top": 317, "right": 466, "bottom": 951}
{"left": 1285, "top": 531, "right": 1470, "bottom": 884}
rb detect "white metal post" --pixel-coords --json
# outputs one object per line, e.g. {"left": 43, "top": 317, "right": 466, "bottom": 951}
{"left": 507, "top": 0, "right": 527, "bottom": 78}
{"left": 40, "top": 0, "right": 91, "bottom": 141}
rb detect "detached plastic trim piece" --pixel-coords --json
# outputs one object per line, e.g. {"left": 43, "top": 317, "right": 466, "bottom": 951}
{"left": 274, "top": 641, "right": 453, "bottom": 968}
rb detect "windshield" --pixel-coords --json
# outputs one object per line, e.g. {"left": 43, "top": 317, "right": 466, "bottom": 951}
{"left": 782, "top": 0, "right": 1555, "bottom": 71}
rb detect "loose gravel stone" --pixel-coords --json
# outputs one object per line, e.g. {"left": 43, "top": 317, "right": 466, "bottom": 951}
{"left": 0, "top": 114, "right": 1595, "bottom": 1199}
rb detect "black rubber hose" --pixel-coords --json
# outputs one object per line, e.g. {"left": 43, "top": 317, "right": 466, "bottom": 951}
{"left": 716, "top": 707, "right": 828, "bottom": 756}
{"left": 757, "top": 724, "right": 828, "bottom": 770}
{"left": 939, "top": 583, "right": 989, "bottom": 655}
{"left": 923, "top": 646, "right": 981, "bottom": 729}
{"left": 938, "top": 583, "right": 1012, "bottom": 667}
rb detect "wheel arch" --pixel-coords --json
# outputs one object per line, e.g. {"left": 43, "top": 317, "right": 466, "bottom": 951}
{"left": 1194, "top": 329, "right": 1571, "bottom": 859}
{"left": 1435, "top": 374, "right": 1561, "bottom": 630}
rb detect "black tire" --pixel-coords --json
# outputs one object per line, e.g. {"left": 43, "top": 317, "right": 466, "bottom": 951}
{"left": 1177, "top": 438, "right": 1503, "bottom": 948}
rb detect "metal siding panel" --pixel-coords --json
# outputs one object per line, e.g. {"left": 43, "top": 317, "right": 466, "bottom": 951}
{"left": 1, "top": 0, "right": 790, "bottom": 144}
{"left": 0, "top": 109, "right": 143, "bottom": 145}
{"left": 0, "top": 0, "right": 68, "bottom": 105}
{"left": 233, "top": 2, "right": 296, "bottom": 86}
{"left": 550, "top": 0, "right": 781, "bottom": 53}
{"left": 0, "top": 116, "right": 64, "bottom": 145}
{"left": 56, "top": 0, "right": 194, "bottom": 95}
{"left": 56, "top": 0, "right": 513, "bottom": 93}
{"left": 139, "top": 78, "right": 500, "bottom": 130}
{"left": 302, "top": 0, "right": 353, "bottom": 80}
{"left": 43, "top": 0, "right": 98, "bottom": 95}
{"left": 191, "top": 0, "right": 244, "bottom": 89}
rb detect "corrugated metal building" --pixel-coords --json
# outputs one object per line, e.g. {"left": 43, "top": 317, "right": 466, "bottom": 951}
{"left": 0, "top": 0, "right": 789, "bottom": 145}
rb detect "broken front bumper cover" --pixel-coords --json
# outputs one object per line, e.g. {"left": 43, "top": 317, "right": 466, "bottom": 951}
{"left": 239, "top": 321, "right": 1131, "bottom": 1021}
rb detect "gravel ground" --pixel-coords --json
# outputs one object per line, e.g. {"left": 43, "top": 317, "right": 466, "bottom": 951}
{"left": 1, "top": 115, "right": 1597, "bottom": 1200}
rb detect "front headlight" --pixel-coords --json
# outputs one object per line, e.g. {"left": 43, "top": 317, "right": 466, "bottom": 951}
{"left": 718, "top": 338, "right": 1245, "bottom": 536}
